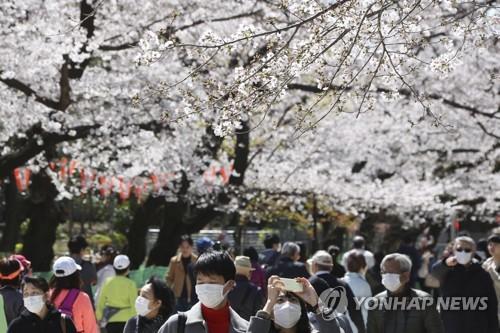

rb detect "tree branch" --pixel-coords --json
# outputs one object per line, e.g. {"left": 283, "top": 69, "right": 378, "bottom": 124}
{"left": 0, "top": 124, "right": 98, "bottom": 179}
{"left": 0, "top": 72, "right": 61, "bottom": 110}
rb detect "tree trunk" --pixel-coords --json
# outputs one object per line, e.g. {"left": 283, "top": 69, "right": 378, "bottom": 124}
{"left": 126, "top": 196, "right": 165, "bottom": 269}
{"left": 0, "top": 174, "right": 27, "bottom": 252}
{"left": 146, "top": 200, "right": 187, "bottom": 267}
{"left": 22, "top": 171, "right": 65, "bottom": 272}
{"left": 146, "top": 203, "right": 221, "bottom": 266}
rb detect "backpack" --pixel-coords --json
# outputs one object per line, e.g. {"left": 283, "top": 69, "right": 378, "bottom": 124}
{"left": 58, "top": 289, "right": 80, "bottom": 319}
{"left": 177, "top": 312, "right": 187, "bottom": 333}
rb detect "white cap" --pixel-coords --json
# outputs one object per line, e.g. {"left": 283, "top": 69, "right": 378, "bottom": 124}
{"left": 53, "top": 257, "right": 82, "bottom": 277}
{"left": 113, "top": 255, "right": 130, "bottom": 270}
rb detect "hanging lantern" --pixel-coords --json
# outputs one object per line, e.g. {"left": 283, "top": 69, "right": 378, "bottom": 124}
{"left": 118, "top": 176, "right": 131, "bottom": 201}
{"left": 59, "top": 157, "right": 69, "bottom": 182}
{"left": 150, "top": 174, "right": 159, "bottom": 193}
{"left": 68, "top": 160, "right": 78, "bottom": 176}
{"left": 13, "top": 168, "right": 31, "bottom": 192}
{"left": 98, "top": 176, "right": 112, "bottom": 197}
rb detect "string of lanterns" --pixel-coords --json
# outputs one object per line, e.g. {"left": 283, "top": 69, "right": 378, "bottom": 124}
{"left": 7, "top": 158, "right": 234, "bottom": 202}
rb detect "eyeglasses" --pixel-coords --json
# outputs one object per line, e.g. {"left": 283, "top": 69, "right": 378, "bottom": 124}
{"left": 456, "top": 248, "right": 472, "bottom": 253}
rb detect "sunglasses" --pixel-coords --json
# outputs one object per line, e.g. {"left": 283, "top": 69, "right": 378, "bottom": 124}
{"left": 455, "top": 248, "right": 472, "bottom": 253}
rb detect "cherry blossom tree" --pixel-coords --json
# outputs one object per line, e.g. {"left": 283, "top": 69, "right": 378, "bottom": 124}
{"left": 0, "top": 0, "right": 498, "bottom": 269}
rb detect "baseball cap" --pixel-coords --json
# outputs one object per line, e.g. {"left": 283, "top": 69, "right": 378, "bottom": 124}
{"left": 488, "top": 234, "right": 500, "bottom": 244}
{"left": 311, "top": 250, "right": 333, "bottom": 267}
{"left": 10, "top": 254, "right": 31, "bottom": 270}
{"left": 113, "top": 255, "right": 130, "bottom": 270}
{"left": 196, "top": 237, "right": 214, "bottom": 253}
{"left": 234, "top": 256, "right": 255, "bottom": 271}
{"left": 100, "top": 245, "right": 117, "bottom": 256}
{"left": 53, "top": 257, "right": 82, "bottom": 277}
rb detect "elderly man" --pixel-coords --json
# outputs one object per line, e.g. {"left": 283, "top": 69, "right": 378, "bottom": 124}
{"left": 432, "top": 236, "right": 498, "bottom": 333}
{"left": 228, "top": 256, "right": 263, "bottom": 320}
{"left": 309, "top": 250, "right": 366, "bottom": 333}
{"left": 265, "top": 242, "right": 310, "bottom": 279}
{"left": 367, "top": 253, "right": 443, "bottom": 333}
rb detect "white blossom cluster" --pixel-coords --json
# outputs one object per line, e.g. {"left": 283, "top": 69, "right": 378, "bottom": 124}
{"left": 0, "top": 0, "right": 498, "bottom": 221}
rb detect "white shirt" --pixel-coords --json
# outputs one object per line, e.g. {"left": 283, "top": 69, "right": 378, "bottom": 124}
{"left": 342, "top": 272, "right": 372, "bottom": 333}
{"left": 94, "top": 264, "right": 115, "bottom": 300}
{"left": 341, "top": 249, "right": 375, "bottom": 269}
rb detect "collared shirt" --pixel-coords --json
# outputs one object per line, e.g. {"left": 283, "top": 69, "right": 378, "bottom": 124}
{"left": 158, "top": 302, "right": 248, "bottom": 333}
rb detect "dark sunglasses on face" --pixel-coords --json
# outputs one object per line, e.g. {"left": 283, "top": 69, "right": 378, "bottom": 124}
{"left": 456, "top": 248, "right": 472, "bottom": 253}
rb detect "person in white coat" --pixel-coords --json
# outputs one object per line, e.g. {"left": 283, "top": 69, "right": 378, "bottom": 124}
{"left": 341, "top": 236, "right": 375, "bottom": 270}
{"left": 342, "top": 251, "right": 372, "bottom": 332}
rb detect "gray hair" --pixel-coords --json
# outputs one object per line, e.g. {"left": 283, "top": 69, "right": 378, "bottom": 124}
{"left": 381, "top": 253, "right": 412, "bottom": 273}
{"left": 454, "top": 236, "right": 476, "bottom": 250}
{"left": 281, "top": 242, "right": 300, "bottom": 258}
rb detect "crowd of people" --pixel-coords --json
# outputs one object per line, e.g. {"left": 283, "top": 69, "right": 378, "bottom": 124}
{"left": 0, "top": 230, "right": 499, "bottom": 333}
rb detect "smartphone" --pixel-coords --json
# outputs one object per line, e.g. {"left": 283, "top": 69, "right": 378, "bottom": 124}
{"left": 279, "top": 278, "right": 303, "bottom": 293}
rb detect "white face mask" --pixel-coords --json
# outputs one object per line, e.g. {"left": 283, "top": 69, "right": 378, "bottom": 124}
{"left": 455, "top": 251, "right": 473, "bottom": 265}
{"left": 135, "top": 296, "right": 153, "bottom": 317}
{"left": 195, "top": 283, "right": 229, "bottom": 309}
{"left": 273, "top": 302, "right": 302, "bottom": 329}
{"left": 382, "top": 273, "right": 402, "bottom": 292}
{"left": 24, "top": 295, "right": 45, "bottom": 314}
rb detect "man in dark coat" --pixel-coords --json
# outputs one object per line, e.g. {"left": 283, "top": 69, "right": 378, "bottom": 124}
{"left": 228, "top": 256, "right": 263, "bottom": 320}
{"left": 265, "top": 242, "right": 310, "bottom": 279}
{"left": 367, "top": 253, "right": 444, "bottom": 333}
{"left": 259, "top": 234, "right": 281, "bottom": 269}
{"left": 432, "top": 236, "right": 499, "bottom": 333}
{"left": 309, "top": 250, "right": 366, "bottom": 333}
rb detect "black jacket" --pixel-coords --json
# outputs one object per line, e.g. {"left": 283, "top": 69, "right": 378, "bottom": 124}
{"left": 7, "top": 307, "right": 77, "bottom": 333}
{"left": 265, "top": 257, "right": 310, "bottom": 280}
{"left": 124, "top": 315, "right": 167, "bottom": 333}
{"left": 367, "top": 287, "right": 444, "bottom": 333}
{"left": 432, "top": 259, "right": 499, "bottom": 333}
{"left": 260, "top": 249, "right": 280, "bottom": 268}
{"left": 310, "top": 273, "right": 366, "bottom": 333}
{"left": 228, "top": 275, "right": 264, "bottom": 321}
{"left": 0, "top": 286, "right": 24, "bottom": 324}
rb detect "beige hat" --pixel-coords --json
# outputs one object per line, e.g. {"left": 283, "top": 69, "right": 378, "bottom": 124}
{"left": 311, "top": 250, "right": 333, "bottom": 267}
{"left": 234, "top": 256, "right": 255, "bottom": 271}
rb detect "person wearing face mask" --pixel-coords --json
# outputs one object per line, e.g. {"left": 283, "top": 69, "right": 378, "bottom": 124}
{"left": 308, "top": 250, "right": 365, "bottom": 333}
{"left": 341, "top": 251, "right": 372, "bottom": 332}
{"left": 431, "top": 236, "right": 499, "bottom": 333}
{"left": 367, "top": 253, "right": 444, "bottom": 333}
{"left": 248, "top": 275, "right": 352, "bottom": 333}
{"left": 124, "top": 277, "right": 175, "bottom": 333}
{"left": 7, "top": 276, "right": 77, "bottom": 333}
{"left": 158, "top": 250, "right": 248, "bottom": 333}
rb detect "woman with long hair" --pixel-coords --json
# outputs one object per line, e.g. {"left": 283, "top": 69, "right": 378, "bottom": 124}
{"left": 50, "top": 256, "right": 98, "bottom": 333}
{"left": 247, "top": 276, "right": 352, "bottom": 333}
{"left": 8, "top": 276, "right": 77, "bottom": 333}
{"left": 124, "top": 277, "right": 175, "bottom": 333}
